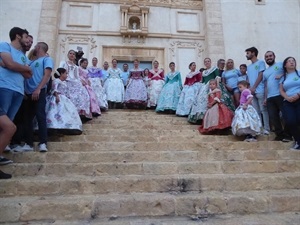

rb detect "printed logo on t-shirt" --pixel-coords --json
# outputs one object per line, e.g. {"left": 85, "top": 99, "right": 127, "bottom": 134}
{"left": 35, "top": 62, "right": 39, "bottom": 67}
{"left": 21, "top": 56, "right": 26, "bottom": 64}
{"left": 274, "top": 66, "right": 279, "bottom": 71}
{"left": 255, "top": 65, "right": 259, "bottom": 70}
{"left": 293, "top": 76, "right": 299, "bottom": 81}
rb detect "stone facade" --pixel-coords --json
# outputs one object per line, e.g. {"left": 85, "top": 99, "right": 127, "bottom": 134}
{"left": 0, "top": 0, "right": 299, "bottom": 79}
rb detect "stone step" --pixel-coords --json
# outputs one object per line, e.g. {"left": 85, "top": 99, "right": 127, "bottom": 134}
{"left": 43, "top": 140, "right": 290, "bottom": 152}
{"left": 4, "top": 213, "right": 299, "bottom": 225}
{"left": 7, "top": 149, "right": 300, "bottom": 164}
{"left": 2, "top": 160, "right": 299, "bottom": 177}
{"left": 82, "top": 123, "right": 198, "bottom": 130}
{"left": 82, "top": 128, "right": 200, "bottom": 135}
{"left": 1, "top": 190, "right": 299, "bottom": 222}
{"left": 1, "top": 173, "right": 299, "bottom": 197}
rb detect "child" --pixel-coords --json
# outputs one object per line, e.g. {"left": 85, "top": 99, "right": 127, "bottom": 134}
{"left": 231, "top": 80, "right": 262, "bottom": 141}
{"left": 199, "top": 79, "right": 233, "bottom": 134}
{"left": 238, "top": 64, "right": 248, "bottom": 82}
{"left": 45, "top": 68, "right": 83, "bottom": 135}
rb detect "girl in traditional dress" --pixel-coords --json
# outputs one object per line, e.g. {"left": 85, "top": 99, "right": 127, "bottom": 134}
{"left": 59, "top": 50, "right": 92, "bottom": 119}
{"left": 176, "top": 62, "right": 202, "bottom": 116}
{"left": 45, "top": 68, "right": 82, "bottom": 135}
{"left": 199, "top": 79, "right": 233, "bottom": 134}
{"left": 188, "top": 58, "right": 235, "bottom": 124}
{"left": 124, "top": 59, "right": 148, "bottom": 109}
{"left": 156, "top": 62, "right": 182, "bottom": 113}
{"left": 79, "top": 58, "right": 101, "bottom": 116}
{"left": 103, "top": 59, "right": 124, "bottom": 109}
{"left": 88, "top": 57, "right": 108, "bottom": 111}
{"left": 231, "top": 80, "right": 262, "bottom": 142}
{"left": 147, "top": 60, "right": 165, "bottom": 108}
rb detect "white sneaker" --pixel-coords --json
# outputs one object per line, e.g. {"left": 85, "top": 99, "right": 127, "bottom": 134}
{"left": 290, "top": 142, "right": 300, "bottom": 151}
{"left": 263, "top": 130, "right": 270, "bottom": 135}
{"left": 12, "top": 145, "right": 24, "bottom": 153}
{"left": 4, "top": 145, "right": 11, "bottom": 153}
{"left": 39, "top": 143, "right": 48, "bottom": 152}
{"left": 21, "top": 143, "right": 34, "bottom": 152}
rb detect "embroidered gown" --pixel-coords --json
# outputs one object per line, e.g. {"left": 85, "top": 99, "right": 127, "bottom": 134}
{"left": 147, "top": 69, "right": 165, "bottom": 107}
{"left": 79, "top": 66, "right": 101, "bottom": 116}
{"left": 156, "top": 71, "right": 182, "bottom": 112}
{"left": 188, "top": 67, "right": 235, "bottom": 124}
{"left": 176, "top": 71, "right": 203, "bottom": 116}
{"left": 103, "top": 68, "right": 125, "bottom": 103}
{"left": 199, "top": 88, "right": 233, "bottom": 134}
{"left": 124, "top": 68, "right": 148, "bottom": 109}
{"left": 87, "top": 66, "right": 108, "bottom": 110}
{"left": 45, "top": 78, "right": 82, "bottom": 134}
{"left": 231, "top": 88, "right": 262, "bottom": 136}
{"left": 59, "top": 61, "right": 92, "bottom": 119}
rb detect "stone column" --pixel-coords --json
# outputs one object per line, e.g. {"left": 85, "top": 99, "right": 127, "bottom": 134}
{"left": 37, "top": 0, "right": 63, "bottom": 57}
{"left": 203, "top": 0, "right": 225, "bottom": 64}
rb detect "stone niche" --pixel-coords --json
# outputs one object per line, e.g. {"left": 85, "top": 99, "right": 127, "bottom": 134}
{"left": 120, "top": 2, "right": 149, "bottom": 43}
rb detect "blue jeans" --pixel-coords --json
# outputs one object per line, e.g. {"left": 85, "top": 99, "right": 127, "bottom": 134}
{"left": 23, "top": 89, "right": 47, "bottom": 146}
{"left": 282, "top": 99, "right": 300, "bottom": 144}
{"left": 0, "top": 88, "right": 23, "bottom": 120}
{"left": 253, "top": 93, "right": 270, "bottom": 131}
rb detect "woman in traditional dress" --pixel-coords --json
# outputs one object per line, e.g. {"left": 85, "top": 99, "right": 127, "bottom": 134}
{"left": 156, "top": 62, "right": 182, "bottom": 113}
{"left": 103, "top": 59, "right": 124, "bottom": 109}
{"left": 59, "top": 50, "right": 92, "bottom": 119}
{"left": 46, "top": 68, "right": 82, "bottom": 135}
{"left": 188, "top": 58, "right": 235, "bottom": 124}
{"left": 88, "top": 57, "right": 108, "bottom": 111}
{"left": 147, "top": 60, "right": 165, "bottom": 108}
{"left": 176, "top": 62, "right": 202, "bottom": 116}
{"left": 124, "top": 59, "right": 148, "bottom": 109}
{"left": 79, "top": 58, "right": 101, "bottom": 116}
{"left": 199, "top": 79, "right": 233, "bottom": 134}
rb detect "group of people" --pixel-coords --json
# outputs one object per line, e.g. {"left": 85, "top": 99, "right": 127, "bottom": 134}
{"left": 0, "top": 26, "right": 299, "bottom": 179}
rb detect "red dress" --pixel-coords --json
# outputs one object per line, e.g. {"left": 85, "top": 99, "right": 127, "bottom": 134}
{"left": 199, "top": 88, "right": 233, "bottom": 134}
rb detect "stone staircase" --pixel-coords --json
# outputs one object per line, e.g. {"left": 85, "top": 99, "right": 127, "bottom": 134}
{"left": 0, "top": 110, "right": 299, "bottom": 225}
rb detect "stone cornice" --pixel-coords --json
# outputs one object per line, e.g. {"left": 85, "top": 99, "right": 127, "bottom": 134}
{"left": 58, "top": 30, "right": 205, "bottom": 40}
{"left": 62, "top": 0, "right": 203, "bottom": 10}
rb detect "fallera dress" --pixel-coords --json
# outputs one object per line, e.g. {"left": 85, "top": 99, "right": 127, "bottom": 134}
{"left": 231, "top": 88, "right": 262, "bottom": 136}
{"left": 188, "top": 67, "right": 235, "bottom": 124}
{"left": 79, "top": 66, "right": 101, "bottom": 116}
{"left": 59, "top": 61, "right": 92, "bottom": 119}
{"left": 156, "top": 71, "right": 182, "bottom": 112}
{"left": 176, "top": 71, "right": 203, "bottom": 116}
{"left": 147, "top": 68, "right": 165, "bottom": 107}
{"left": 199, "top": 88, "right": 233, "bottom": 134}
{"left": 45, "top": 78, "right": 82, "bottom": 134}
{"left": 124, "top": 68, "right": 148, "bottom": 109}
{"left": 103, "top": 68, "right": 125, "bottom": 103}
{"left": 87, "top": 66, "right": 108, "bottom": 110}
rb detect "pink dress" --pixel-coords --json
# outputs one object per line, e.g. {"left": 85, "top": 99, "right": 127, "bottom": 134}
{"left": 79, "top": 67, "right": 101, "bottom": 116}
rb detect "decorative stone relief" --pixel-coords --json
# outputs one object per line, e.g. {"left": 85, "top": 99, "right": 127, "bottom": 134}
{"left": 169, "top": 41, "right": 204, "bottom": 58}
{"left": 60, "top": 35, "right": 97, "bottom": 54}
{"left": 134, "top": 0, "right": 203, "bottom": 8}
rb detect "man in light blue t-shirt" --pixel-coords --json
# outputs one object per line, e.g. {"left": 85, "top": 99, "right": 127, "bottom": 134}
{"left": 263, "top": 51, "right": 292, "bottom": 142}
{"left": 0, "top": 27, "right": 32, "bottom": 120}
{"left": 121, "top": 63, "right": 130, "bottom": 87}
{"left": 102, "top": 61, "right": 109, "bottom": 81}
{"left": 245, "top": 46, "right": 270, "bottom": 134}
{"left": 22, "top": 42, "right": 53, "bottom": 152}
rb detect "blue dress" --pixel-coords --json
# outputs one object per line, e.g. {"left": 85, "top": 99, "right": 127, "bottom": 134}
{"left": 156, "top": 71, "right": 182, "bottom": 112}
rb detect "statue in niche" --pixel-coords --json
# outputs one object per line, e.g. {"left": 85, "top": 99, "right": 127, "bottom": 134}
{"left": 132, "top": 22, "right": 137, "bottom": 30}
{"left": 129, "top": 16, "right": 140, "bottom": 31}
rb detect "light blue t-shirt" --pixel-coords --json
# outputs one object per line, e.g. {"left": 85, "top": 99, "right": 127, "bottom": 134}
{"left": 247, "top": 60, "right": 266, "bottom": 94}
{"left": 280, "top": 71, "right": 300, "bottom": 97}
{"left": 0, "top": 42, "right": 27, "bottom": 94}
{"left": 25, "top": 56, "right": 54, "bottom": 94}
{"left": 222, "top": 69, "right": 239, "bottom": 89}
{"left": 263, "top": 62, "right": 283, "bottom": 98}
{"left": 121, "top": 71, "right": 129, "bottom": 86}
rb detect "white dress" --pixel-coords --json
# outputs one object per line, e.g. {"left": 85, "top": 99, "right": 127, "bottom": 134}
{"left": 45, "top": 78, "right": 82, "bottom": 134}
{"left": 103, "top": 68, "right": 125, "bottom": 103}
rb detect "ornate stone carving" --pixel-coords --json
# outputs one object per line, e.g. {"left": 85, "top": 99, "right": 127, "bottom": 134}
{"left": 60, "top": 35, "right": 98, "bottom": 54}
{"left": 169, "top": 41, "right": 204, "bottom": 58}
